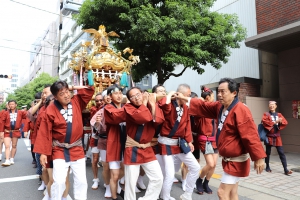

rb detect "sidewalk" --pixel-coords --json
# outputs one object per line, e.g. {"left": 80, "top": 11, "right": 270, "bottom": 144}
{"left": 201, "top": 152, "right": 300, "bottom": 200}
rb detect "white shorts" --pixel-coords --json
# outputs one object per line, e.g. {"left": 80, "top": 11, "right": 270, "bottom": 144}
{"left": 109, "top": 161, "right": 121, "bottom": 169}
{"left": 99, "top": 150, "right": 106, "bottom": 162}
{"left": 91, "top": 147, "right": 100, "bottom": 154}
{"left": 221, "top": 172, "right": 240, "bottom": 184}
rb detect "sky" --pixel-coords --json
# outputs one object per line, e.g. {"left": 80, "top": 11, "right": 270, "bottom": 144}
{"left": 0, "top": 0, "right": 59, "bottom": 74}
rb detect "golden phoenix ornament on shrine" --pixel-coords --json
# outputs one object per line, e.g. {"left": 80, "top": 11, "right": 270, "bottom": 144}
{"left": 68, "top": 25, "right": 140, "bottom": 106}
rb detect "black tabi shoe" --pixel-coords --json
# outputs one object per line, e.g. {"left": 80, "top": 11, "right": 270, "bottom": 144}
{"left": 195, "top": 177, "right": 204, "bottom": 194}
{"left": 284, "top": 170, "right": 293, "bottom": 175}
{"left": 265, "top": 167, "right": 272, "bottom": 172}
{"left": 203, "top": 178, "right": 213, "bottom": 194}
{"left": 117, "top": 189, "right": 124, "bottom": 199}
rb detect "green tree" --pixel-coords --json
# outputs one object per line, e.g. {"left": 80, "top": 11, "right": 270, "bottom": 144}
{"left": 1, "top": 73, "right": 58, "bottom": 110}
{"left": 74, "top": 0, "right": 247, "bottom": 84}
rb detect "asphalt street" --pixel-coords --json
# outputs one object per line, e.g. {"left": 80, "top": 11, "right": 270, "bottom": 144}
{"left": 0, "top": 138, "right": 251, "bottom": 200}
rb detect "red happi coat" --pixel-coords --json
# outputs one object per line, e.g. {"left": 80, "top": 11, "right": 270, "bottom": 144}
{"left": 30, "top": 106, "right": 46, "bottom": 145}
{"left": 89, "top": 106, "right": 102, "bottom": 147}
{"left": 90, "top": 108, "right": 107, "bottom": 150}
{"left": 0, "top": 110, "right": 4, "bottom": 130}
{"left": 262, "top": 112, "right": 288, "bottom": 146}
{"left": 0, "top": 110, "right": 28, "bottom": 138}
{"left": 158, "top": 97, "right": 192, "bottom": 155}
{"left": 190, "top": 116, "right": 200, "bottom": 150}
{"left": 28, "top": 120, "right": 35, "bottom": 142}
{"left": 197, "top": 117, "right": 218, "bottom": 152}
{"left": 104, "top": 104, "right": 126, "bottom": 162}
{"left": 34, "top": 87, "right": 94, "bottom": 161}
{"left": 124, "top": 103, "right": 164, "bottom": 165}
{"left": 189, "top": 99, "right": 266, "bottom": 177}
{"left": 90, "top": 105, "right": 102, "bottom": 119}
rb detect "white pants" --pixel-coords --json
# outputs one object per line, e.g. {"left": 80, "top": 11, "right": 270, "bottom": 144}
{"left": 221, "top": 172, "right": 240, "bottom": 184}
{"left": 99, "top": 150, "right": 106, "bottom": 162}
{"left": 162, "top": 152, "right": 200, "bottom": 199}
{"left": 156, "top": 154, "right": 165, "bottom": 177}
{"left": 125, "top": 160, "right": 163, "bottom": 200}
{"left": 52, "top": 158, "right": 87, "bottom": 200}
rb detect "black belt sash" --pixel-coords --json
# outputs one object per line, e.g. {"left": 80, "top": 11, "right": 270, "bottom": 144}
{"left": 9, "top": 110, "right": 17, "bottom": 138}
{"left": 166, "top": 100, "right": 180, "bottom": 155}
{"left": 111, "top": 102, "right": 126, "bottom": 161}
{"left": 54, "top": 100, "right": 73, "bottom": 162}
{"left": 130, "top": 124, "right": 145, "bottom": 163}
{"left": 119, "top": 124, "right": 126, "bottom": 161}
{"left": 216, "top": 97, "right": 239, "bottom": 146}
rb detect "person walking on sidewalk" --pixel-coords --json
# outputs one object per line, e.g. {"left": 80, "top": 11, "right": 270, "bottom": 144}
{"left": 0, "top": 100, "right": 28, "bottom": 166}
{"left": 176, "top": 78, "right": 266, "bottom": 200}
{"left": 262, "top": 101, "right": 292, "bottom": 175}
{"left": 195, "top": 86, "right": 219, "bottom": 195}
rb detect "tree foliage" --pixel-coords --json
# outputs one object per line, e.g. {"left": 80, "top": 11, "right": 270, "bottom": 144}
{"left": 0, "top": 73, "right": 58, "bottom": 110}
{"left": 74, "top": 0, "right": 247, "bottom": 84}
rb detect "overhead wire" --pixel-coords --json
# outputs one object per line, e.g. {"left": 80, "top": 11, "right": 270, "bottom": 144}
{"left": 9, "top": 0, "right": 74, "bottom": 19}
{"left": 4, "top": 0, "right": 88, "bottom": 74}
{"left": 0, "top": 45, "right": 70, "bottom": 60}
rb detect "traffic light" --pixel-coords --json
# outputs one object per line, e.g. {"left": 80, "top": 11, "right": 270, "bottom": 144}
{"left": 0, "top": 75, "right": 12, "bottom": 79}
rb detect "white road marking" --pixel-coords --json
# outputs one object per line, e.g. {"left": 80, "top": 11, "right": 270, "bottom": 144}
{"left": 23, "top": 138, "right": 31, "bottom": 147}
{"left": 0, "top": 175, "right": 39, "bottom": 183}
{"left": 23, "top": 138, "right": 32, "bottom": 151}
{"left": 1, "top": 138, "right": 31, "bottom": 152}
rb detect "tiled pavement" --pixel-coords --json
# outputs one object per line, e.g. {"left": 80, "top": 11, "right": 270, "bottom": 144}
{"left": 199, "top": 152, "right": 300, "bottom": 200}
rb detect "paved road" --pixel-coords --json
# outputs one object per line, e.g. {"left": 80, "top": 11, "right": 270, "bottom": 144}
{"left": 0, "top": 138, "right": 252, "bottom": 200}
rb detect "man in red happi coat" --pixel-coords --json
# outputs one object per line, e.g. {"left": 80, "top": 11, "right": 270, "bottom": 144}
{"left": 262, "top": 101, "right": 292, "bottom": 175}
{"left": 123, "top": 87, "right": 164, "bottom": 200}
{"left": 34, "top": 81, "right": 94, "bottom": 200}
{"left": 28, "top": 85, "right": 52, "bottom": 190}
{"left": 104, "top": 85, "right": 126, "bottom": 200}
{"left": 176, "top": 78, "right": 266, "bottom": 200}
{"left": 0, "top": 100, "right": 28, "bottom": 166}
{"left": 158, "top": 84, "right": 200, "bottom": 200}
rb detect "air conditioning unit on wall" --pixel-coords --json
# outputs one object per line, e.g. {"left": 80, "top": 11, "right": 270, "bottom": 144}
{"left": 61, "top": 0, "right": 81, "bottom": 16}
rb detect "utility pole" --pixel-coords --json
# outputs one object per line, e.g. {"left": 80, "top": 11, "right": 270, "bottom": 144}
{"left": 57, "top": 0, "right": 63, "bottom": 76}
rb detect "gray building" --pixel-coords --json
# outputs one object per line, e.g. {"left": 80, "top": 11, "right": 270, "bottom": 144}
{"left": 28, "top": 21, "right": 59, "bottom": 83}
{"left": 59, "top": 0, "right": 92, "bottom": 84}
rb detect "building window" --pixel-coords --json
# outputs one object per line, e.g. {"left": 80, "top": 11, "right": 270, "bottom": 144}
{"left": 143, "top": 78, "right": 149, "bottom": 86}
{"left": 12, "top": 74, "right": 18, "bottom": 77}
{"left": 11, "top": 84, "right": 17, "bottom": 87}
{"left": 73, "top": 25, "right": 82, "bottom": 37}
{"left": 61, "top": 37, "right": 69, "bottom": 49}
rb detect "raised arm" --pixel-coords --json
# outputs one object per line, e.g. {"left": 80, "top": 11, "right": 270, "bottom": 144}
{"left": 124, "top": 104, "right": 152, "bottom": 124}
{"left": 104, "top": 105, "right": 126, "bottom": 125}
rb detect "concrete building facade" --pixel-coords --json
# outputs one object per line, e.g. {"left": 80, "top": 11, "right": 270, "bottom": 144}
{"left": 59, "top": 0, "right": 93, "bottom": 85}
{"left": 245, "top": 0, "right": 300, "bottom": 153}
{"left": 29, "top": 21, "right": 59, "bottom": 83}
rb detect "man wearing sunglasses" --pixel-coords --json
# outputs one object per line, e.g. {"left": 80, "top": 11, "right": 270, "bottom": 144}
{"left": 90, "top": 93, "right": 104, "bottom": 118}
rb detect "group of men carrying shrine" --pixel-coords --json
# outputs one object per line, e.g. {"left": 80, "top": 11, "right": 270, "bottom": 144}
{"left": 0, "top": 77, "right": 293, "bottom": 200}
